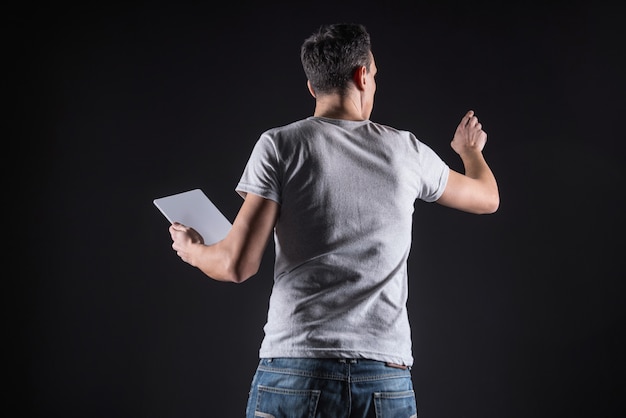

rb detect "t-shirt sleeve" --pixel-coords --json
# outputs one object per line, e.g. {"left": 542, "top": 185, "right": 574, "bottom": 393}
{"left": 235, "top": 134, "right": 282, "bottom": 203}
{"left": 414, "top": 138, "right": 449, "bottom": 203}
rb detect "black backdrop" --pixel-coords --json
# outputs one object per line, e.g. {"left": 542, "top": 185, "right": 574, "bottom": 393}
{"left": 11, "top": 1, "right": 625, "bottom": 417}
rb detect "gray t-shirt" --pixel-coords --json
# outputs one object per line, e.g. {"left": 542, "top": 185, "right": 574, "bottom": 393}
{"left": 236, "top": 116, "right": 449, "bottom": 366}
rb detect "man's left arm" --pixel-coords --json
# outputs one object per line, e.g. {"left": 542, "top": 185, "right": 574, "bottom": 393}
{"left": 169, "top": 193, "right": 279, "bottom": 283}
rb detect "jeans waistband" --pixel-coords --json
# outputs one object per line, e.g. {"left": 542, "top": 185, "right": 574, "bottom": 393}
{"left": 260, "top": 358, "right": 411, "bottom": 376}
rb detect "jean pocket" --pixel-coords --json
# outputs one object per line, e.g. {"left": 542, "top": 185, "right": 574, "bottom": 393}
{"left": 373, "top": 390, "right": 417, "bottom": 418}
{"left": 254, "top": 385, "right": 321, "bottom": 418}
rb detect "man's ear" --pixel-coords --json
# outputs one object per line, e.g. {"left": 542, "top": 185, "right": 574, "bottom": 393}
{"left": 352, "top": 66, "right": 367, "bottom": 91}
{"left": 307, "top": 80, "right": 316, "bottom": 98}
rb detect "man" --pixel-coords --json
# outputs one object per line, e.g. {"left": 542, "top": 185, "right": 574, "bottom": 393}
{"left": 169, "top": 23, "right": 498, "bottom": 417}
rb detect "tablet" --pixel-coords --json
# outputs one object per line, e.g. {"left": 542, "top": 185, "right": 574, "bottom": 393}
{"left": 153, "top": 188, "right": 232, "bottom": 245}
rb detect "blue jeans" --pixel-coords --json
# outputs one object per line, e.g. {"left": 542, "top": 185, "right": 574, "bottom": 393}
{"left": 245, "top": 358, "right": 417, "bottom": 418}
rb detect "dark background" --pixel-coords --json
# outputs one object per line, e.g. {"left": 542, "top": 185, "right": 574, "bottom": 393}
{"left": 11, "top": 1, "right": 625, "bottom": 417}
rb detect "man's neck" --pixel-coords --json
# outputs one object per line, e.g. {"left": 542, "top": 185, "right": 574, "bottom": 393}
{"left": 313, "top": 92, "right": 367, "bottom": 121}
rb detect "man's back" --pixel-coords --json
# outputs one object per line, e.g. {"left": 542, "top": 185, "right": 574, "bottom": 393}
{"left": 236, "top": 116, "right": 450, "bottom": 365}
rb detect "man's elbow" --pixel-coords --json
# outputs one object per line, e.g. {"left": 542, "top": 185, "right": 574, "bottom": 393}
{"left": 229, "top": 268, "right": 257, "bottom": 284}
{"left": 479, "top": 193, "right": 500, "bottom": 214}
{"left": 222, "top": 257, "right": 259, "bottom": 284}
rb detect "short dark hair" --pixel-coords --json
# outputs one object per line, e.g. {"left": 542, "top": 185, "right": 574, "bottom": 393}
{"left": 300, "top": 23, "right": 372, "bottom": 96}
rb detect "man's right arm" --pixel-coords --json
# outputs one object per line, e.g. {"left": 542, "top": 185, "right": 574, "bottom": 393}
{"left": 435, "top": 110, "right": 499, "bottom": 214}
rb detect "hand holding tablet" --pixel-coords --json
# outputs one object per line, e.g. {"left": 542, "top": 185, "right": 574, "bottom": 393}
{"left": 153, "top": 189, "right": 232, "bottom": 245}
